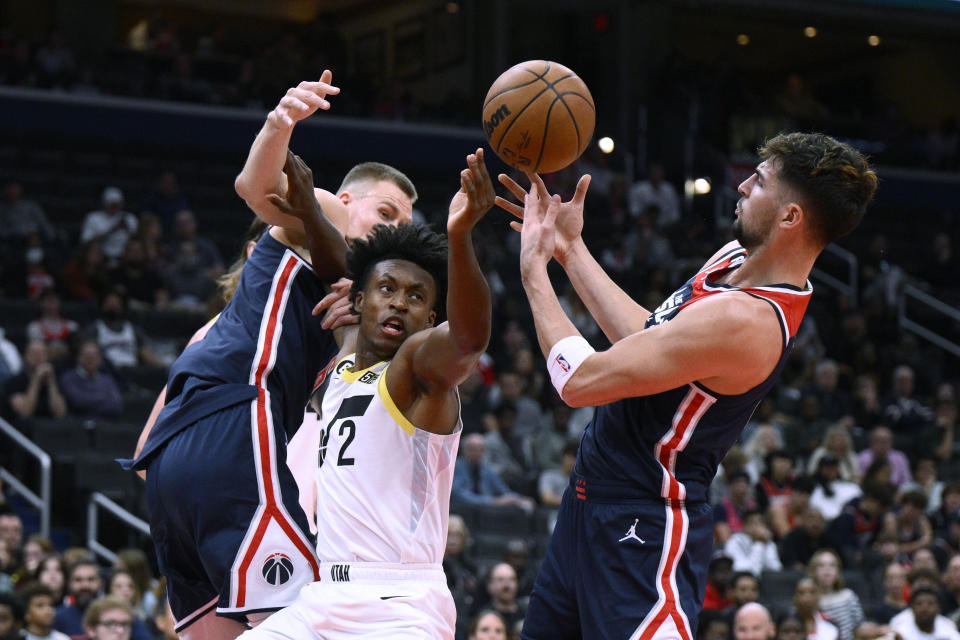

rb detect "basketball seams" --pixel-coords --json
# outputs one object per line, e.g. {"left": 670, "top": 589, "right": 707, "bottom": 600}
{"left": 481, "top": 62, "right": 550, "bottom": 110}
{"left": 492, "top": 70, "right": 575, "bottom": 153}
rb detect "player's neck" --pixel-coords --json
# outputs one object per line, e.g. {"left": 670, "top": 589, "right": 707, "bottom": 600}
{"left": 725, "top": 240, "right": 815, "bottom": 289}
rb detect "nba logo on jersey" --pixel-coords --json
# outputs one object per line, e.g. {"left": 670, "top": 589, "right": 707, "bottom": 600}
{"left": 555, "top": 354, "right": 571, "bottom": 373}
{"left": 261, "top": 553, "right": 295, "bottom": 586}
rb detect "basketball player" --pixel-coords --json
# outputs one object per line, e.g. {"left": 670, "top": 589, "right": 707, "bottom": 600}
{"left": 240, "top": 149, "right": 495, "bottom": 640}
{"left": 500, "top": 132, "right": 877, "bottom": 639}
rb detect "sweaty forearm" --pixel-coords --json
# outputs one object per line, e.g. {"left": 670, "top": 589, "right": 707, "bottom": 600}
{"left": 445, "top": 231, "right": 491, "bottom": 354}
{"left": 560, "top": 239, "right": 651, "bottom": 342}
{"left": 235, "top": 120, "right": 295, "bottom": 212}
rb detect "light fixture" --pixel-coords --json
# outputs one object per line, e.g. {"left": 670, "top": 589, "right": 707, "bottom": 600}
{"left": 867, "top": 35, "right": 881, "bottom": 46}
{"left": 598, "top": 137, "right": 615, "bottom": 154}
{"left": 736, "top": 34, "right": 750, "bottom": 46}
{"left": 804, "top": 26, "right": 817, "bottom": 38}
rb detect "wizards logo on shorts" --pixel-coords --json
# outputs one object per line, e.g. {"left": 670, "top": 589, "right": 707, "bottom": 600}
{"left": 261, "top": 553, "right": 294, "bottom": 586}
{"left": 555, "top": 353, "right": 571, "bottom": 373}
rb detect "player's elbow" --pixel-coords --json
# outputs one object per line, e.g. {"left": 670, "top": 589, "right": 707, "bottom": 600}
{"left": 234, "top": 172, "right": 253, "bottom": 200}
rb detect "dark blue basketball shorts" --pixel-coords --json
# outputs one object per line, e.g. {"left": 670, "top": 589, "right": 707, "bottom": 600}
{"left": 144, "top": 391, "right": 320, "bottom": 632}
{"left": 521, "top": 475, "right": 713, "bottom": 640}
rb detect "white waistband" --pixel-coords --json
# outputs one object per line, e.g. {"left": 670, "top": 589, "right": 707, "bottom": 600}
{"left": 319, "top": 561, "right": 445, "bottom": 582}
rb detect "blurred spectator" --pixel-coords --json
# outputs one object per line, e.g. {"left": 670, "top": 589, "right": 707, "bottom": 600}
{"left": 106, "top": 571, "right": 144, "bottom": 624}
{"left": 890, "top": 587, "right": 960, "bottom": 640}
{"left": 0, "top": 591, "right": 23, "bottom": 640}
{"left": 0, "top": 181, "right": 54, "bottom": 244}
{"left": 487, "top": 371, "right": 543, "bottom": 439}
{"left": 756, "top": 449, "right": 795, "bottom": 512}
{"left": 81, "top": 596, "right": 138, "bottom": 640}
{"left": 809, "top": 455, "right": 863, "bottom": 522}
{"left": 781, "top": 508, "right": 827, "bottom": 571}
{"left": 919, "top": 233, "right": 958, "bottom": 293}
{"left": 871, "top": 562, "right": 909, "bottom": 624}
{"left": 4, "top": 340, "right": 67, "bottom": 421}
{"left": 84, "top": 291, "right": 160, "bottom": 370}
{"left": 0, "top": 331, "right": 22, "bottom": 393}
{"left": 825, "top": 481, "right": 895, "bottom": 568}
{"left": 941, "top": 556, "right": 960, "bottom": 620}
{"left": 884, "top": 491, "right": 933, "bottom": 563}
{"left": 852, "top": 375, "right": 884, "bottom": 432}
{"left": 451, "top": 434, "right": 535, "bottom": 511}
{"left": 17, "top": 535, "right": 54, "bottom": 585}
{"left": 37, "top": 555, "right": 66, "bottom": 604}
{"left": 775, "top": 613, "right": 805, "bottom": 640}
{"left": 443, "top": 514, "right": 479, "bottom": 639}
{"left": 24, "top": 241, "right": 56, "bottom": 300}
{"left": 743, "top": 425, "right": 784, "bottom": 485}
{"left": 134, "top": 215, "right": 166, "bottom": 275}
{"left": 628, "top": 163, "right": 681, "bottom": 228}
{"left": 714, "top": 470, "right": 758, "bottom": 544}
{"left": 804, "top": 360, "right": 852, "bottom": 422}
{"left": 165, "top": 210, "right": 222, "bottom": 279}
{"left": 793, "top": 576, "right": 839, "bottom": 640}
{"left": 858, "top": 426, "right": 913, "bottom": 487}
{"left": 80, "top": 188, "right": 138, "bottom": 262}
{"left": 733, "top": 602, "right": 775, "bottom": 640}
{"left": 700, "top": 611, "right": 732, "bottom": 640}
{"left": 20, "top": 581, "right": 69, "bottom": 640}
{"left": 725, "top": 510, "right": 782, "bottom": 576}
{"left": 810, "top": 549, "right": 864, "bottom": 640}
{"left": 112, "top": 550, "right": 156, "bottom": 622}
{"left": 62, "top": 242, "right": 109, "bottom": 301}
{"left": 467, "top": 609, "right": 508, "bottom": 640}
{"left": 703, "top": 552, "right": 735, "bottom": 612}
{"left": 783, "top": 394, "right": 832, "bottom": 459}
{"left": 34, "top": 31, "right": 75, "bottom": 89}
{"left": 483, "top": 402, "right": 533, "bottom": 490}
{"left": 502, "top": 539, "right": 536, "bottom": 600}
{"left": 0, "top": 513, "right": 23, "bottom": 572}
{"left": 933, "top": 484, "right": 960, "bottom": 540}
{"left": 770, "top": 476, "right": 816, "bottom": 540}
{"left": 107, "top": 238, "right": 168, "bottom": 310}
{"left": 623, "top": 207, "right": 675, "bottom": 273}
{"left": 538, "top": 441, "right": 577, "bottom": 531}
{"left": 59, "top": 340, "right": 122, "bottom": 419}
{"left": 808, "top": 424, "right": 860, "bottom": 483}
{"left": 473, "top": 563, "right": 525, "bottom": 630}
{"left": 140, "top": 171, "right": 189, "bottom": 234}
{"left": 883, "top": 366, "right": 934, "bottom": 437}
{"left": 531, "top": 399, "right": 573, "bottom": 472}
{"left": 163, "top": 239, "right": 218, "bottom": 311}
{"left": 557, "top": 285, "right": 601, "bottom": 343}
{"left": 27, "top": 291, "right": 78, "bottom": 359}
{"left": 459, "top": 365, "right": 493, "bottom": 435}
{"left": 727, "top": 571, "right": 760, "bottom": 612}
{"left": 54, "top": 560, "right": 102, "bottom": 636}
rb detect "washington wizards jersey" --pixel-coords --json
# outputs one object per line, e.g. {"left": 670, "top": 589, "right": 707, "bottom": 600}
{"left": 575, "top": 246, "right": 811, "bottom": 503}
{"left": 132, "top": 230, "right": 338, "bottom": 468}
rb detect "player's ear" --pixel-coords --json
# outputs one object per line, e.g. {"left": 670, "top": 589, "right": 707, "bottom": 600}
{"left": 781, "top": 201, "right": 803, "bottom": 229}
{"left": 338, "top": 190, "right": 352, "bottom": 206}
{"left": 427, "top": 310, "right": 436, "bottom": 327}
{"left": 354, "top": 291, "right": 364, "bottom": 313}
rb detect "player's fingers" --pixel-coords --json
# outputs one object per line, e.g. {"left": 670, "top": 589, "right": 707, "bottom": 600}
{"left": 289, "top": 88, "right": 328, "bottom": 110}
{"left": 279, "top": 95, "right": 311, "bottom": 111}
{"left": 544, "top": 194, "right": 562, "bottom": 230}
{"left": 495, "top": 196, "right": 524, "bottom": 218}
{"left": 572, "top": 174, "right": 592, "bottom": 205}
{"left": 498, "top": 174, "right": 527, "bottom": 201}
{"left": 266, "top": 193, "right": 291, "bottom": 213}
{"left": 509, "top": 221, "right": 523, "bottom": 233}
{"left": 530, "top": 173, "right": 550, "bottom": 200}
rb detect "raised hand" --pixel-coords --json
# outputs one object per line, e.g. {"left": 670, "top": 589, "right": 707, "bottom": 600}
{"left": 447, "top": 148, "right": 497, "bottom": 236}
{"left": 519, "top": 176, "right": 561, "bottom": 277}
{"left": 266, "top": 150, "right": 320, "bottom": 221}
{"left": 267, "top": 70, "right": 341, "bottom": 129}
{"left": 496, "top": 172, "right": 591, "bottom": 264}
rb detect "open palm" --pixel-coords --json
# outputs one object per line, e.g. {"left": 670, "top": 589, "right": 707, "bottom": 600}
{"left": 495, "top": 173, "right": 591, "bottom": 263}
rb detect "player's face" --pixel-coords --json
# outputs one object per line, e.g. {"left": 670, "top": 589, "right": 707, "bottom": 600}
{"left": 734, "top": 159, "right": 787, "bottom": 251}
{"left": 342, "top": 180, "right": 414, "bottom": 240}
{"left": 354, "top": 259, "right": 437, "bottom": 360}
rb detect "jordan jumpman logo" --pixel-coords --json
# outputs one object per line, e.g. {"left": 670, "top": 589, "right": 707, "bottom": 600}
{"left": 618, "top": 518, "right": 646, "bottom": 544}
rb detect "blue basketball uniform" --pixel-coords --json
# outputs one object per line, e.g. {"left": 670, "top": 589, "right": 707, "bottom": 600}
{"left": 522, "top": 246, "right": 811, "bottom": 640}
{"left": 124, "top": 230, "right": 338, "bottom": 632}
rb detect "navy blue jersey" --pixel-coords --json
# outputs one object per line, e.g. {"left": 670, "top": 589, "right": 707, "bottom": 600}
{"left": 575, "top": 246, "right": 811, "bottom": 503}
{"left": 133, "top": 230, "right": 337, "bottom": 468}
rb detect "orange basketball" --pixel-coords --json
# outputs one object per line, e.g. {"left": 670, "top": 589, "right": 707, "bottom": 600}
{"left": 482, "top": 60, "right": 595, "bottom": 174}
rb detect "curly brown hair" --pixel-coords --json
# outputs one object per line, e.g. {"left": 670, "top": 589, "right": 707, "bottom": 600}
{"left": 759, "top": 132, "right": 878, "bottom": 247}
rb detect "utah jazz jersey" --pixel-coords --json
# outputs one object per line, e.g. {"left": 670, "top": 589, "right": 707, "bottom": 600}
{"left": 576, "top": 245, "right": 811, "bottom": 503}
{"left": 133, "top": 230, "right": 338, "bottom": 467}
{"left": 311, "top": 355, "right": 461, "bottom": 565}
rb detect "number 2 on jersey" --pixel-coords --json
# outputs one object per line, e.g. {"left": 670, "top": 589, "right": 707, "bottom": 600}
{"left": 318, "top": 394, "right": 373, "bottom": 467}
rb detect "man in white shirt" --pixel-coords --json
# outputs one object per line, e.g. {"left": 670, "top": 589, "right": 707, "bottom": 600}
{"left": 80, "top": 186, "right": 138, "bottom": 260}
{"left": 891, "top": 587, "right": 960, "bottom": 640}
{"left": 627, "top": 163, "right": 681, "bottom": 228}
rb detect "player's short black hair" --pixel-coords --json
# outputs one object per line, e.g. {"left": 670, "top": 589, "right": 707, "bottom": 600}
{"left": 346, "top": 223, "right": 447, "bottom": 313}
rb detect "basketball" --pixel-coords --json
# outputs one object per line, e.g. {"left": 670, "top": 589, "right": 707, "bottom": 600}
{"left": 482, "top": 60, "right": 595, "bottom": 174}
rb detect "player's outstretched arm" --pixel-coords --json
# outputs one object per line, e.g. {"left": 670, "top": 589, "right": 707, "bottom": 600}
{"left": 409, "top": 149, "right": 495, "bottom": 389}
{"left": 234, "top": 72, "right": 348, "bottom": 233}
{"left": 498, "top": 173, "right": 651, "bottom": 342}
{"left": 267, "top": 151, "right": 348, "bottom": 281}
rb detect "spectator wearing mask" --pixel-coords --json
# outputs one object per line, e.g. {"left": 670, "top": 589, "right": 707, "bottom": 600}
{"left": 84, "top": 291, "right": 160, "bottom": 370}
{"left": 810, "top": 455, "right": 862, "bottom": 522}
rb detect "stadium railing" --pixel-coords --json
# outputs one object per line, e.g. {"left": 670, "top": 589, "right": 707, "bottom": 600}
{"left": 0, "top": 417, "right": 51, "bottom": 537}
{"left": 87, "top": 491, "right": 150, "bottom": 563}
